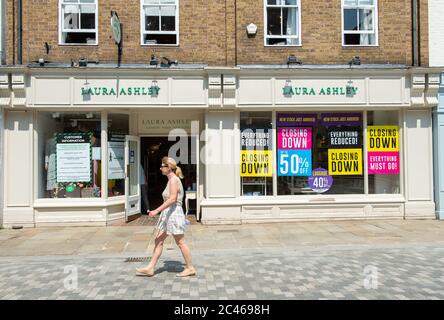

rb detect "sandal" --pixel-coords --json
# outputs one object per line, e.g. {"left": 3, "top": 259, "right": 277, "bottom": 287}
{"left": 136, "top": 268, "right": 155, "bottom": 277}
{"left": 176, "top": 268, "right": 196, "bottom": 277}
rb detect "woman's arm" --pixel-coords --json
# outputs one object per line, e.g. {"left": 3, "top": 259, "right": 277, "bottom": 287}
{"left": 149, "top": 178, "right": 178, "bottom": 216}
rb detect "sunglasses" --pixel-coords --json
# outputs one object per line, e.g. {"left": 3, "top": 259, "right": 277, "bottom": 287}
{"left": 160, "top": 165, "right": 169, "bottom": 168}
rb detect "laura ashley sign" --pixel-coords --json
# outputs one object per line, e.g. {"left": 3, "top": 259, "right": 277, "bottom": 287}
{"left": 81, "top": 84, "right": 160, "bottom": 97}
{"left": 138, "top": 116, "right": 196, "bottom": 133}
{"left": 282, "top": 81, "right": 359, "bottom": 97}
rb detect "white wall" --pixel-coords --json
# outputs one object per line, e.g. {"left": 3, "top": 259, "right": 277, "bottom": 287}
{"left": 404, "top": 109, "right": 435, "bottom": 217}
{"left": 205, "top": 111, "right": 238, "bottom": 198}
{"left": 3, "top": 111, "right": 34, "bottom": 227}
{"left": 429, "top": 0, "right": 444, "bottom": 67}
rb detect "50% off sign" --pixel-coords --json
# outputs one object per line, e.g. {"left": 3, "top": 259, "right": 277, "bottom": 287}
{"left": 278, "top": 150, "right": 312, "bottom": 176}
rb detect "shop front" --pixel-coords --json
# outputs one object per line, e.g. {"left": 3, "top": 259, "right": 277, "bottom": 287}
{"left": 1, "top": 66, "right": 207, "bottom": 227}
{"left": 200, "top": 66, "right": 440, "bottom": 224}
{"left": 0, "top": 65, "right": 440, "bottom": 227}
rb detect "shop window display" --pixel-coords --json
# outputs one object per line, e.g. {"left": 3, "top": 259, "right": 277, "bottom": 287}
{"left": 38, "top": 112, "right": 102, "bottom": 198}
{"left": 277, "top": 112, "right": 364, "bottom": 195}
{"left": 367, "top": 110, "right": 400, "bottom": 194}
{"left": 240, "top": 112, "right": 273, "bottom": 196}
{"left": 107, "top": 113, "right": 129, "bottom": 197}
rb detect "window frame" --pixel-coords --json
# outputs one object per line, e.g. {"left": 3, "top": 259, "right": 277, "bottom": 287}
{"left": 263, "top": 0, "right": 302, "bottom": 47}
{"left": 140, "top": 0, "right": 180, "bottom": 47}
{"left": 341, "top": 0, "right": 379, "bottom": 47}
{"left": 58, "top": 0, "right": 99, "bottom": 46}
{"left": 238, "top": 109, "right": 403, "bottom": 199}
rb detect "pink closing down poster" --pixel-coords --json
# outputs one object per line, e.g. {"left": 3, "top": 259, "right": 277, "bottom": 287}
{"left": 368, "top": 151, "right": 400, "bottom": 175}
{"left": 278, "top": 127, "right": 312, "bottom": 150}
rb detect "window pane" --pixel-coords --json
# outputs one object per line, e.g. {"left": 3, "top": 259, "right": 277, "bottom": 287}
{"left": 267, "top": 0, "right": 278, "bottom": 4}
{"left": 284, "top": 0, "right": 297, "bottom": 5}
{"left": 161, "top": 5, "right": 175, "bottom": 16}
{"left": 344, "top": 0, "right": 358, "bottom": 6}
{"left": 240, "top": 112, "right": 273, "bottom": 196}
{"left": 160, "top": 0, "right": 176, "bottom": 3}
{"left": 367, "top": 111, "right": 400, "bottom": 194}
{"left": 267, "top": 8, "right": 282, "bottom": 35}
{"left": 80, "top": 0, "right": 95, "bottom": 3}
{"left": 344, "top": 33, "right": 360, "bottom": 45}
{"left": 145, "top": 6, "right": 160, "bottom": 16}
{"left": 64, "top": 5, "right": 79, "bottom": 29}
{"left": 80, "top": 5, "right": 95, "bottom": 29}
{"left": 282, "top": 7, "right": 297, "bottom": 36}
{"left": 38, "top": 112, "right": 102, "bottom": 199}
{"left": 144, "top": 0, "right": 159, "bottom": 4}
{"left": 358, "top": 0, "right": 374, "bottom": 5}
{"left": 62, "top": 32, "right": 95, "bottom": 43}
{"left": 160, "top": 6, "right": 175, "bottom": 31}
{"left": 144, "top": 34, "right": 177, "bottom": 44}
{"left": 277, "top": 112, "right": 364, "bottom": 195}
{"left": 145, "top": 7, "right": 160, "bottom": 31}
{"left": 161, "top": 17, "right": 175, "bottom": 31}
{"left": 359, "top": 33, "right": 375, "bottom": 45}
{"left": 359, "top": 9, "right": 373, "bottom": 30}
{"left": 344, "top": 9, "right": 358, "bottom": 30}
{"left": 266, "top": 38, "right": 288, "bottom": 45}
{"left": 108, "top": 114, "right": 129, "bottom": 197}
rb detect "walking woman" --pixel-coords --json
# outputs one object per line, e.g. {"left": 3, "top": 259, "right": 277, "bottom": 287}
{"left": 136, "top": 157, "right": 196, "bottom": 277}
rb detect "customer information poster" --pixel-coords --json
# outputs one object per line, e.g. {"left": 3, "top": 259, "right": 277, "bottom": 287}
{"left": 240, "top": 150, "right": 273, "bottom": 177}
{"left": 56, "top": 133, "right": 91, "bottom": 183}
{"left": 278, "top": 127, "right": 312, "bottom": 176}
{"left": 328, "top": 148, "right": 362, "bottom": 175}
{"left": 367, "top": 126, "right": 400, "bottom": 174}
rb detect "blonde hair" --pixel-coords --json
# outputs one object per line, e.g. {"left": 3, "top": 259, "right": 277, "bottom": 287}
{"left": 161, "top": 156, "right": 184, "bottom": 179}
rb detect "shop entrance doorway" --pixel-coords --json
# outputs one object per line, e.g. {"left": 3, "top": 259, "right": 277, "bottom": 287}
{"left": 140, "top": 136, "right": 199, "bottom": 219}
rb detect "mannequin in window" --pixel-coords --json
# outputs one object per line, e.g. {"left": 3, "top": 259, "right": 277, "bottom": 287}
{"left": 45, "top": 136, "right": 57, "bottom": 197}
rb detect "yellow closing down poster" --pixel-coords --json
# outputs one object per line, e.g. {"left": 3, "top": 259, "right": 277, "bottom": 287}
{"left": 328, "top": 148, "right": 363, "bottom": 175}
{"left": 240, "top": 150, "right": 273, "bottom": 177}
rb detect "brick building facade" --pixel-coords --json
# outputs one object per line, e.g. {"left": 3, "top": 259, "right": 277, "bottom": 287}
{"left": 0, "top": 1, "right": 442, "bottom": 227}
{"left": 0, "top": 0, "right": 432, "bottom": 67}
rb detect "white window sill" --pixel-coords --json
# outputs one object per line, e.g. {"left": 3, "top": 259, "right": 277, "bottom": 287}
{"left": 140, "top": 44, "right": 179, "bottom": 47}
{"left": 58, "top": 43, "right": 98, "bottom": 46}
{"left": 342, "top": 45, "right": 379, "bottom": 48}
{"left": 264, "top": 44, "right": 302, "bottom": 47}
{"left": 34, "top": 196, "right": 125, "bottom": 208}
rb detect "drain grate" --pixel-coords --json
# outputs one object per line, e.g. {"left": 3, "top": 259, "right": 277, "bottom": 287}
{"left": 124, "top": 257, "right": 151, "bottom": 263}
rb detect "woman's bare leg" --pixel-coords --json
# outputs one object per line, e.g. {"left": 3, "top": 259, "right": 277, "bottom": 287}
{"left": 137, "top": 231, "right": 168, "bottom": 274}
{"left": 174, "top": 234, "right": 195, "bottom": 275}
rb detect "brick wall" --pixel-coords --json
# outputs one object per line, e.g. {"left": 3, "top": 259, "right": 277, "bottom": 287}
{"left": 6, "top": 0, "right": 429, "bottom": 66}
{"left": 5, "top": 0, "right": 14, "bottom": 65}
{"left": 20, "top": 0, "right": 231, "bottom": 65}
{"left": 236, "top": 0, "right": 417, "bottom": 66}
{"left": 419, "top": 0, "right": 429, "bottom": 66}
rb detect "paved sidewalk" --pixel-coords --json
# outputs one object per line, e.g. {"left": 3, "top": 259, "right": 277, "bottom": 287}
{"left": 1, "top": 219, "right": 443, "bottom": 300}
{"left": 0, "top": 219, "right": 443, "bottom": 257}
{"left": 0, "top": 244, "right": 443, "bottom": 300}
